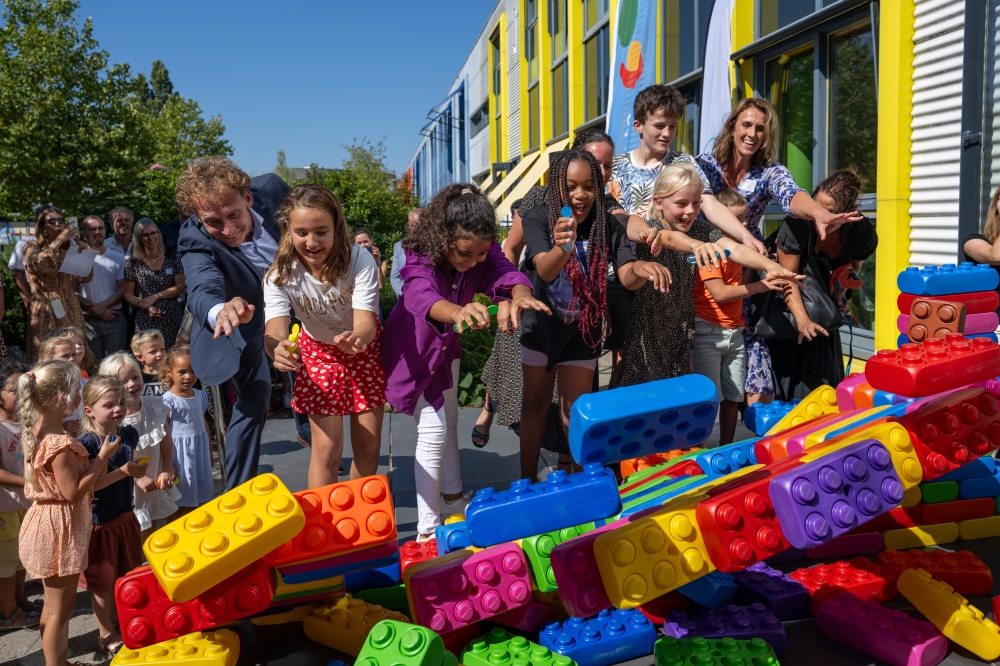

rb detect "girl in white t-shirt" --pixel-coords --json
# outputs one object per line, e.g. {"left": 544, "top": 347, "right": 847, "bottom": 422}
{"left": 263, "top": 184, "right": 385, "bottom": 488}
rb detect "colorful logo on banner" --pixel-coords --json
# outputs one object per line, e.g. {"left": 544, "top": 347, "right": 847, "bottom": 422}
{"left": 606, "top": 0, "right": 657, "bottom": 153}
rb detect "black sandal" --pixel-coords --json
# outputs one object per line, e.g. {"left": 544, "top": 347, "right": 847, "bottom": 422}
{"left": 17, "top": 597, "right": 42, "bottom": 614}
{"left": 471, "top": 428, "right": 490, "bottom": 449}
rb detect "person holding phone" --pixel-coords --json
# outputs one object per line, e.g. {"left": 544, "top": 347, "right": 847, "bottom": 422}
{"left": 353, "top": 228, "right": 386, "bottom": 291}
{"left": 22, "top": 206, "right": 93, "bottom": 361}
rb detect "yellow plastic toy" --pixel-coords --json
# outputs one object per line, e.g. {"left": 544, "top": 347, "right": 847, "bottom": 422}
{"left": 801, "top": 406, "right": 887, "bottom": 449}
{"left": 812, "top": 420, "right": 923, "bottom": 491}
{"left": 958, "top": 515, "right": 1000, "bottom": 541}
{"left": 304, "top": 594, "right": 410, "bottom": 656}
{"left": 112, "top": 629, "right": 239, "bottom": 666}
{"left": 766, "top": 385, "right": 838, "bottom": 435}
{"left": 444, "top": 513, "right": 465, "bottom": 525}
{"left": 901, "top": 485, "right": 922, "bottom": 507}
{"left": 882, "top": 523, "right": 959, "bottom": 550}
{"left": 897, "top": 568, "right": 1000, "bottom": 661}
{"left": 287, "top": 323, "right": 301, "bottom": 354}
{"left": 138, "top": 456, "right": 151, "bottom": 465}
{"left": 143, "top": 474, "right": 305, "bottom": 602}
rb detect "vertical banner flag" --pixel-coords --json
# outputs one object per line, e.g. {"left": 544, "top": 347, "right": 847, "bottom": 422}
{"left": 606, "top": 0, "right": 658, "bottom": 153}
{"left": 699, "top": 0, "right": 736, "bottom": 155}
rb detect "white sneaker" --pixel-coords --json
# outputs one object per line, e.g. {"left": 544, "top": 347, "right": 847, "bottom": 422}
{"left": 441, "top": 490, "right": 473, "bottom": 520}
{"left": 416, "top": 533, "right": 434, "bottom": 543}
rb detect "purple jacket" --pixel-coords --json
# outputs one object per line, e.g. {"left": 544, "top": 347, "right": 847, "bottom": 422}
{"left": 381, "top": 243, "right": 531, "bottom": 415}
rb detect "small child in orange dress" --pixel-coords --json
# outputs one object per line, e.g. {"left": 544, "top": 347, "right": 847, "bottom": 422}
{"left": 17, "top": 360, "right": 119, "bottom": 666}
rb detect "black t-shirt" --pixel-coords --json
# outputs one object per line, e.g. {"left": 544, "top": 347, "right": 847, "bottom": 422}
{"left": 962, "top": 232, "right": 1000, "bottom": 285}
{"left": 141, "top": 371, "right": 163, "bottom": 397}
{"left": 79, "top": 425, "right": 139, "bottom": 525}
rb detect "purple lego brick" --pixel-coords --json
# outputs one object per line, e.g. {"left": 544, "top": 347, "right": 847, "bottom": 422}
{"left": 663, "top": 603, "right": 788, "bottom": 655}
{"left": 769, "top": 439, "right": 905, "bottom": 549}
{"left": 815, "top": 592, "right": 947, "bottom": 666}
{"left": 732, "top": 562, "right": 811, "bottom": 621}
{"left": 538, "top": 608, "right": 657, "bottom": 666}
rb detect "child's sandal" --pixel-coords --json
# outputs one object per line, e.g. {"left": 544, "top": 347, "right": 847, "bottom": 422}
{"left": 0, "top": 608, "right": 40, "bottom": 630}
{"left": 17, "top": 596, "right": 43, "bottom": 613}
{"left": 97, "top": 631, "right": 125, "bottom": 654}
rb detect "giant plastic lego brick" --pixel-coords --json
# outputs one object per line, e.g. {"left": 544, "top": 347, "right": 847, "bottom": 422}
{"left": 850, "top": 506, "right": 923, "bottom": 534}
{"left": 438, "top": 623, "right": 482, "bottom": 656}
{"left": 765, "top": 548, "right": 805, "bottom": 565}
{"left": 766, "top": 385, "right": 839, "bottom": 435}
{"left": 899, "top": 289, "right": 999, "bottom": 315}
{"left": 854, "top": 381, "right": 877, "bottom": 409}
{"left": 538, "top": 608, "right": 657, "bottom": 666}
{"left": 920, "top": 497, "right": 996, "bottom": 524}
{"left": 621, "top": 472, "right": 702, "bottom": 504}
{"left": 272, "top": 568, "right": 344, "bottom": 603}
{"left": 533, "top": 590, "right": 571, "bottom": 621}
{"left": 768, "top": 438, "right": 904, "bottom": 548}
{"left": 690, "top": 439, "right": 759, "bottom": 478}
{"left": 620, "top": 450, "right": 695, "bottom": 477}
{"left": 355, "top": 619, "right": 445, "bottom": 666}
{"left": 462, "top": 628, "right": 577, "bottom": 666}
{"left": 549, "top": 521, "right": 621, "bottom": 618}
{"left": 653, "top": 636, "right": 779, "bottom": 666}
{"left": 897, "top": 262, "right": 999, "bottom": 296}
{"left": 636, "top": 592, "right": 690, "bottom": 624}
{"left": 303, "top": 595, "right": 410, "bottom": 656}
{"left": 804, "top": 532, "right": 884, "bottom": 559}
{"left": 752, "top": 413, "right": 843, "bottom": 464}
{"left": 657, "top": 458, "right": 707, "bottom": 480}
{"left": 807, "top": 420, "right": 923, "bottom": 492}
{"left": 278, "top": 550, "right": 400, "bottom": 585}
{"left": 897, "top": 387, "right": 1000, "bottom": 480}
{"left": 789, "top": 557, "right": 898, "bottom": 611}
{"left": 435, "top": 522, "right": 472, "bottom": 556}
{"left": 405, "top": 543, "right": 531, "bottom": 632}
{"left": 919, "top": 480, "right": 958, "bottom": 503}
{"left": 897, "top": 567, "right": 1000, "bottom": 661}
{"left": 345, "top": 561, "right": 401, "bottom": 592}
{"left": 250, "top": 604, "right": 314, "bottom": 626}
{"left": 837, "top": 373, "right": 868, "bottom": 411}
{"left": 794, "top": 407, "right": 889, "bottom": 454}
{"left": 865, "top": 335, "right": 1000, "bottom": 398}
{"left": 354, "top": 584, "right": 408, "bottom": 612}
{"left": 902, "top": 297, "right": 967, "bottom": 342}
{"left": 568, "top": 374, "right": 718, "bottom": 465}
{"left": 663, "top": 604, "right": 787, "bottom": 655}
{"left": 400, "top": 539, "right": 439, "bottom": 575}
{"left": 958, "top": 515, "right": 1000, "bottom": 540}
{"left": 883, "top": 524, "right": 959, "bottom": 550}
{"left": 492, "top": 601, "right": 554, "bottom": 632}
{"left": 465, "top": 464, "right": 620, "bottom": 547}
{"left": 906, "top": 310, "right": 1000, "bottom": 337}
{"left": 620, "top": 467, "right": 764, "bottom": 522}
{"left": 264, "top": 476, "right": 395, "bottom": 568}
{"left": 934, "top": 456, "right": 996, "bottom": 482}
{"left": 277, "top": 541, "right": 400, "bottom": 577}
{"left": 522, "top": 525, "right": 589, "bottom": 593}
{"left": 675, "top": 571, "right": 738, "bottom": 608}
{"left": 815, "top": 592, "right": 947, "bottom": 666}
{"left": 898, "top": 332, "right": 999, "bottom": 347}
{"left": 143, "top": 474, "right": 305, "bottom": 603}
{"left": 732, "top": 562, "right": 811, "bottom": 621}
{"left": 743, "top": 400, "right": 799, "bottom": 437}
{"left": 876, "top": 549, "right": 993, "bottom": 595}
{"left": 115, "top": 561, "right": 273, "bottom": 649}
{"left": 111, "top": 629, "right": 240, "bottom": 666}
{"left": 958, "top": 469, "right": 1000, "bottom": 499}
{"left": 822, "top": 403, "right": 910, "bottom": 441}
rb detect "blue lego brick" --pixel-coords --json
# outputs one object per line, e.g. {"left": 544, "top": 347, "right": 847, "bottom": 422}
{"left": 663, "top": 604, "right": 788, "bottom": 655}
{"left": 743, "top": 400, "right": 800, "bottom": 436}
{"left": 434, "top": 521, "right": 472, "bottom": 556}
{"left": 279, "top": 553, "right": 400, "bottom": 585}
{"left": 897, "top": 332, "right": 999, "bottom": 348}
{"left": 769, "top": 439, "right": 904, "bottom": 549}
{"left": 538, "top": 608, "right": 657, "bottom": 666}
{"left": 465, "top": 464, "right": 621, "bottom": 547}
{"left": 569, "top": 375, "right": 718, "bottom": 465}
{"left": 692, "top": 439, "right": 759, "bottom": 478}
{"left": 343, "top": 560, "right": 401, "bottom": 591}
{"left": 936, "top": 456, "right": 997, "bottom": 483}
{"left": 732, "top": 561, "right": 812, "bottom": 621}
{"left": 897, "top": 263, "right": 999, "bottom": 296}
{"left": 958, "top": 469, "right": 1000, "bottom": 499}
{"left": 617, "top": 475, "right": 714, "bottom": 519}
{"left": 677, "top": 571, "right": 738, "bottom": 608}
{"left": 621, "top": 474, "right": 699, "bottom": 505}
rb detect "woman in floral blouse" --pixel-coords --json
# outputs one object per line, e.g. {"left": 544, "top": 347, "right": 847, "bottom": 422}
{"left": 696, "top": 98, "right": 861, "bottom": 402}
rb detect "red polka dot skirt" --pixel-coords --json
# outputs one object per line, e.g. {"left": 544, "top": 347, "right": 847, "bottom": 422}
{"left": 292, "top": 326, "right": 387, "bottom": 416}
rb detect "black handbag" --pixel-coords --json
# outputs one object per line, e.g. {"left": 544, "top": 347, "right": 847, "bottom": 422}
{"left": 748, "top": 229, "right": 845, "bottom": 340}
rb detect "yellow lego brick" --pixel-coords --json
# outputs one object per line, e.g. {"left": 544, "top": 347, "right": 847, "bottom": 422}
{"left": 807, "top": 420, "right": 923, "bottom": 491}
{"left": 882, "top": 523, "right": 959, "bottom": 550}
{"left": 802, "top": 406, "right": 887, "bottom": 449}
{"left": 594, "top": 493, "right": 713, "bottom": 608}
{"left": 958, "top": 515, "right": 1000, "bottom": 541}
{"left": 112, "top": 629, "right": 239, "bottom": 666}
{"left": 898, "top": 568, "right": 1000, "bottom": 661}
{"left": 144, "top": 474, "right": 305, "bottom": 602}
{"left": 303, "top": 594, "right": 410, "bottom": 656}
{"left": 445, "top": 513, "right": 465, "bottom": 525}
{"left": 250, "top": 604, "right": 314, "bottom": 626}
{"left": 273, "top": 570, "right": 344, "bottom": 598}
{"left": 901, "top": 485, "right": 921, "bottom": 507}
{"left": 766, "top": 385, "right": 838, "bottom": 435}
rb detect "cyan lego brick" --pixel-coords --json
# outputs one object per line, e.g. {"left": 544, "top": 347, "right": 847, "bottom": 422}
{"left": 278, "top": 554, "right": 400, "bottom": 585}
{"left": 958, "top": 470, "right": 1000, "bottom": 500}
{"left": 538, "top": 608, "right": 657, "bottom": 666}
{"left": 676, "top": 571, "right": 737, "bottom": 608}
{"left": 897, "top": 332, "right": 999, "bottom": 348}
{"left": 897, "top": 263, "right": 999, "bottom": 296}
{"left": 743, "top": 401, "right": 799, "bottom": 437}
{"left": 435, "top": 522, "right": 472, "bottom": 556}
{"left": 617, "top": 475, "right": 713, "bottom": 519}
{"left": 936, "top": 456, "right": 997, "bottom": 483}
{"left": 692, "top": 439, "right": 759, "bottom": 478}
{"left": 343, "top": 561, "right": 401, "bottom": 591}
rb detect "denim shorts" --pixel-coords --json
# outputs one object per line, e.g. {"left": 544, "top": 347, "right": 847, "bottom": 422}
{"left": 691, "top": 317, "right": 746, "bottom": 402}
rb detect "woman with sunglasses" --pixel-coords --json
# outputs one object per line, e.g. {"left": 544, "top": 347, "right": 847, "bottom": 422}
{"left": 22, "top": 206, "right": 93, "bottom": 361}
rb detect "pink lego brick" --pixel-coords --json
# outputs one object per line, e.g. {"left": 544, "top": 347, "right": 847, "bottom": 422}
{"left": 783, "top": 410, "right": 864, "bottom": 458}
{"left": 549, "top": 522, "right": 621, "bottom": 618}
{"left": 805, "top": 532, "right": 884, "bottom": 560}
{"left": 898, "top": 312, "right": 999, "bottom": 336}
{"left": 837, "top": 374, "right": 868, "bottom": 411}
{"left": 815, "top": 592, "right": 947, "bottom": 666}
{"left": 407, "top": 543, "right": 531, "bottom": 632}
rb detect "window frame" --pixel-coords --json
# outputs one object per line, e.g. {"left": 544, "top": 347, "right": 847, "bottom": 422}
{"left": 490, "top": 28, "right": 504, "bottom": 162}
{"left": 958, "top": 0, "right": 990, "bottom": 248}
{"left": 582, "top": 0, "right": 611, "bottom": 124}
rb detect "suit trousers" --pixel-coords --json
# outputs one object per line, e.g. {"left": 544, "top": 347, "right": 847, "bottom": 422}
{"left": 224, "top": 334, "right": 272, "bottom": 490}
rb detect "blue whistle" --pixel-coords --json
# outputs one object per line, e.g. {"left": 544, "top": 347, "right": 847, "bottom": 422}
{"left": 560, "top": 206, "right": 573, "bottom": 252}
{"left": 687, "top": 249, "right": 731, "bottom": 265}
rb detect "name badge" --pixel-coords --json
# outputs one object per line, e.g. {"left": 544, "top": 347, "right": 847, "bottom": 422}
{"left": 738, "top": 178, "right": 757, "bottom": 194}
{"left": 165, "top": 267, "right": 174, "bottom": 275}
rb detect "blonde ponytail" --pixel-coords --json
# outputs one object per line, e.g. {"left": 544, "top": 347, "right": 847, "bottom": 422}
{"left": 17, "top": 360, "right": 81, "bottom": 491}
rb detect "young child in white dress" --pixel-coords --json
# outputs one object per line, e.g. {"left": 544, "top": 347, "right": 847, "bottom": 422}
{"left": 160, "top": 345, "right": 213, "bottom": 512}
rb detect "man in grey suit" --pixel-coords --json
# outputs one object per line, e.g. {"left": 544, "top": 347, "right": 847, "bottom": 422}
{"left": 389, "top": 207, "right": 422, "bottom": 297}
{"left": 176, "top": 157, "right": 290, "bottom": 489}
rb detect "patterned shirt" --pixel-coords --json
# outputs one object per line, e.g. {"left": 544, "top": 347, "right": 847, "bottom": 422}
{"left": 608, "top": 150, "right": 712, "bottom": 220}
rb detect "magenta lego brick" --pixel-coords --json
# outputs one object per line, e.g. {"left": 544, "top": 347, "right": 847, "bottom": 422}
{"left": 815, "top": 592, "right": 947, "bottom": 666}
{"left": 897, "top": 263, "right": 999, "bottom": 296}
{"left": 549, "top": 521, "right": 620, "bottom": 618}
{"left": 836, "top": 374, "right": 867, "bottom": 411}
{"left": 275, "top": 541, "right": 399, "bottom": 575}
{"left": 898, "top": 311, "right": 999, "bottom": 335}
{"left": 732, "top": 562, "right": 811, "bottom": 621}
{"left": 663, "top": 603, "right": 788, "bottom": 656}
{"left": 769, "top": 438, "right": 904, "bottom": 549}
{"left": 804, "top": 532, "right": 884, "bottom": 559}
{"left": 538, "top": 608, "right": 657, "bottom": 666}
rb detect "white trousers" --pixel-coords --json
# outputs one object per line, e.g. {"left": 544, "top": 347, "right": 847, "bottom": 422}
{"left": 413, "top": 358, "right": 463, "bottom": 537}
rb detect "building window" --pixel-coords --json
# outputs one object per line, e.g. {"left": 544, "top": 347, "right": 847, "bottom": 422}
{"left": 528, "top": 85, "right": 541, "bottom": 149}
{"left": 584, "top": 0, "right": 610, "bottom": 122}
{"left": 672, "top": 88, "right": 699, "bottom": 155}
{"left": 525, "top": 0, "right": 539, "bottom": 82}
{"left": 552, "top": 61, "right": 569, "bottom": 137}
{"left": 550, "top": 0, "right": 567, "bottom": 59}
{"left": 662, "top": 0, "right": 712, "bottom": 82}
{"left": 758, "top": 0, "right": 816, "bottom": 38}
{"left": 765, "top": 48, "right": 815, "bottom": 192}
{"left": 491, "top": 29, "right": 503, "bottom": 160}
{"left": 829, "top": 25, "right": 877, "bottom": 192}
{"left": 471, "top": 100, "right": 490, "bottom": 137}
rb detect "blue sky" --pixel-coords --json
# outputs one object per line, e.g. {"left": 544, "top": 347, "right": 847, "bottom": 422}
{"left": 77, "top": 1, "right": 494, "bottom": 176}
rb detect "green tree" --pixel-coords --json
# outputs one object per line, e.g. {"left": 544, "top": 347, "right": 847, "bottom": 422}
{"left": 275, "top": 150, "right": 292, "bottom": 184}
{"left": 136, "top": 59, "right": 174, "bottom": 116}
{"left": 0, "top": 0, "right": 155, "bottom": 217}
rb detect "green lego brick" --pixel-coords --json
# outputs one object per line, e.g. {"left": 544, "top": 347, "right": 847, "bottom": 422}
{"left": 654, "top": 636, "right": 779, "bottom": 666}
{"left": 462, "top": 627, "right": 576, "bottom": 666}
{"left": 443, "top": 650, "right": 457, "bottom": 666}
{"left": 354, "top": 584, "right": 409, "bottom": 611}
{"left": 919, "top": 480, "right": 959, "bottom": 504}
{"left": 621, "top": 474, "right": 704, "bottom": 507}
{"left": 356, "top": 619, "right": 444, "bottom": 666}
{"left": 994, "top": 496, "right": 1000, "bottom": 515}
{"left": 521, "top": 525, "right": 589, "bottom": 592}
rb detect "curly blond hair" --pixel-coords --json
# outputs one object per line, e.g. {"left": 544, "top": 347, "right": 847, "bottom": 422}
{"left": 175, "top": 157, "right": 252, "bottom": 209}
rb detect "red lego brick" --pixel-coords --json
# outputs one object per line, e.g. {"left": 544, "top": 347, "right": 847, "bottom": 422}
{"left": 789, "top": 557, "right": 898, "bottom": 611}
{"left": 920, "top": 498, "right": 996, "bottom": 524}
{"left": 659, "top": 458, "right": 705, "bottom": 479}
{"left": 877, "top": 549, "right": 994, "bottom": 595}
{"left": 637, "top": 592, "right": 690, "bottom": 624}
{"left": 848, "top": 507, "right": 922, "bottom": 534}
{"left": 620, "top": 450, "right": 698, "bottom": 478}
{"left": 264, "top": 476, "right": 396, "bottom": 567}
{"left": 115, "top": 561, "right": 274, "bottom": 649}
{"left": 896, "top": 387, "right": 1000, "bottom": 480}
{"left": 906, "top": 298, "right": 967, "bottom": 343}
{"left": 400, "top": 539, "right": 439, "bottom": 575}
{"left": 899, "top": 290, "right": 999, "bottom": 316}
{"left": 866, "top": 335, "right": 1000, "bottom": 398}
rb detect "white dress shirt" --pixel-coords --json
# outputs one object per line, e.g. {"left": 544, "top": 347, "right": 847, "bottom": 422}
{"left": 207, "top": 208, "right": 278, "bottom": 328}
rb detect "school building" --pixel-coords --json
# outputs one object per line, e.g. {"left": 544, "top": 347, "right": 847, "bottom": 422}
{"left": 406, "top": 0, "right": 1000, "bottom": 360}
